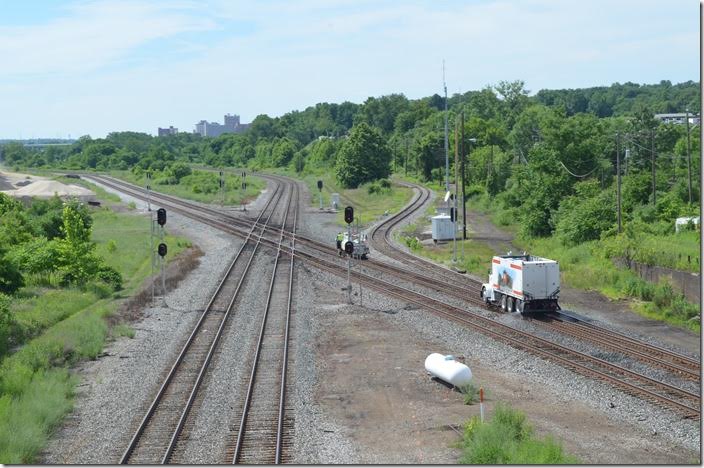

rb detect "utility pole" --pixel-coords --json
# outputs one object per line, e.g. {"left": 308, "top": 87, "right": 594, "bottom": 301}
{"left": 443, "top": 60, "right": 449, "bottom": 197}
{"left": 453, "top": 120, "right": 458, "bottom": 263}
{"left": 460, "top": 112, "right": 467, "bottom": 240}
{"left": 651, "top": 129, "right": 656, "bottom": 206}
{"left": 686, "top": 108, "right": 692, "bottom": 204}
{"left": 616, "top": 133, "right": 622, "bottom": 233}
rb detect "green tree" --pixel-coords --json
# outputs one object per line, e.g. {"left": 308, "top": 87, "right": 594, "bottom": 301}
{"left": 169, "top": 162, "right": 192, "bottom": 182}
{"left": 414, "top": 131, "right": 443, "bottom": 181}
{"left": 553, "top": 180, "right": 616, "bottom": 245}
{"left": 335, "top": 123, "right": 392, "bottom": 188}
{"left": 271, "top": 138, "right": 297, "bottom": 167}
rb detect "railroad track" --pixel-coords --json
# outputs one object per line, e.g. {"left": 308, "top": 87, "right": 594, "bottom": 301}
{"left": 367, "top": 179, "right": 701, "bottom": 389}
{"left": 226, "top": 178, "right": 298, "bottom": 464}
{"left": 86, "top": 174, "right": 700, "bottom": 420}
{"left": 119, "top": 181, "right": 287, "bottom": 464}
{"left": 538, "top": 312, "right": 700, "bottom": 381}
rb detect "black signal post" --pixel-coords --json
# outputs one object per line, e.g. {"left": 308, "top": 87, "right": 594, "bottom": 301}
{"left": 344, "top": 206, "right": 354, "bottom": 303}
{"left": 317, "top": 180, "right": 323, "bottom": 209}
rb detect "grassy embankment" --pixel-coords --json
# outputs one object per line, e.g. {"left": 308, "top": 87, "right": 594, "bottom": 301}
{"left": 458, "top": 404, "right": 579, "bottom": 464}
{"left": 110, "top": 168, "right": 265, "bottom": 206}
{"left": 0, "top": 178, "right": 190, "bottom": 463}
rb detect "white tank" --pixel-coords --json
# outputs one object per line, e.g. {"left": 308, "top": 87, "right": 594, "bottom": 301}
{"left": 424, "top": 353, "right": 472, "bottom": 387}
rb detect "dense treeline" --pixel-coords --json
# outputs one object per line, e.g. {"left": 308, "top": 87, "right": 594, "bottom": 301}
{"left": 1, "top": 80, "right": 700, "bottom": 244}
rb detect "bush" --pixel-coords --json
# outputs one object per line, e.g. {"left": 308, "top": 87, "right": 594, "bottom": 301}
{"left": 0, "top": 250, "right": 24, "bottom": 295}
{"left": 402, "top": 236, "right": 422, "bottom": 251}
{"left": 95, "top": 265, "right": 122, "bottom": 291}
{"left": 0, "top": 294, "right": 15, "bottom": 356}
{"left": 653, "top": 280, "right": 675, "bottom": 308}
{"left": 106, "top": 239, "right": 117, "bottom": 253}
{"left": 460, "top": 383, "right": 479, "bottom": 405}
{"left": 459, "top": 403, "right": 579, "bottom": 464}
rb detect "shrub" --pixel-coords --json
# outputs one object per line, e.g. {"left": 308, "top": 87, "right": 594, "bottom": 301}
{"left": 0, "top": 293, "right": 14, "bottom": 356}
{"left": 106, "top": 239, "right": 117, "bottom": 253}
{"left": 460, "top": 383, "right": 479, "bottom": 405}
{"left": 652, "top": 280, "right": 675, "bottom": 308}
{"left": 459, "top": 403, "right": 579, "bottom": 464}
{"left": 402, "top": 236, "right": 422, "bottom": 251}
{"left": 95, "top": 265, "right": 122, "bottom": 291}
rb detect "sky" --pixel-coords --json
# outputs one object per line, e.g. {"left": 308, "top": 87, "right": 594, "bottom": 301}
{"left": 0, "top": 0, "right": 699, "bottom": 139}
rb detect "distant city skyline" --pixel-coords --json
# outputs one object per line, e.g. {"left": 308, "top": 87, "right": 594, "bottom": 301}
{"left": 0, "top": 0, "right": 699, "bottom": 139}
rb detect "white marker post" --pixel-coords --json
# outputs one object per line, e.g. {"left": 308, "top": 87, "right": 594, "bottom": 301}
{"left": 479, "top": 387, "right": 484, "bottom": 422}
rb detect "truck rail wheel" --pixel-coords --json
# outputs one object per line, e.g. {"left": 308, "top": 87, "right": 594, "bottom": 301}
{"left": 500, "top": 294, "right": 507, "bottom": 312}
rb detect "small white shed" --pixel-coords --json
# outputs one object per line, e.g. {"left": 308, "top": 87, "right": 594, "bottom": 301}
{"left": 431, "top": 214, "right": 455, "bottom": 241}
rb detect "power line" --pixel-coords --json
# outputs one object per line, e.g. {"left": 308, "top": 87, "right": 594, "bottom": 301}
{"left": 558, "top": 160, "right": 599, "bottom": 178}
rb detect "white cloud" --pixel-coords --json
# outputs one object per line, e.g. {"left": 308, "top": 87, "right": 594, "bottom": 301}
{"left": 0, "top": 0, "right": 215, "bottom": 76}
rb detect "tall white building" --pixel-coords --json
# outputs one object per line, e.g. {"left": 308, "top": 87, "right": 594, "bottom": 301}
{"left": 194, "top": 114, "right": 250, "bottom": 137}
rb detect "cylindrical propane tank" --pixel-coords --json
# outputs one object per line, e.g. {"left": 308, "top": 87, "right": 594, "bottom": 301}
{"left": 424, "top": 353, "right": 472, "bottom": 387}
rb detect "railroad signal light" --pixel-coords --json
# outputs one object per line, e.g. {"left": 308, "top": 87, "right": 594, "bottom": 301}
{"left": 147, "top": 185, "right": 151, "bottom": 191}
{"left": 317, "top": 180, "right": 323, "bottom": 191}
{"left": 344, "top": 206, "right": 354, "bottom": 224}
{"left": 241, "top": 182, "right": 247, "bottom": 190}
{"left": 156, "top": 208, "right": 167, "bottom": 226}
{"left": 241, "top": 171, "right": 246, "bottom": 178}
{"left": 344, "top": 241, "right": 354, "bottom": 255}
{"left": 146, "top": 171, "right": 152, "bottom": 180}
{"left": 158, "top": 242, "right": 167, "bottom": 257}
{"left": 219, "top": 171, "right": 224, "bottom": 177}
{"left": 450, "top": 207, "right": 455, "bottom": 222}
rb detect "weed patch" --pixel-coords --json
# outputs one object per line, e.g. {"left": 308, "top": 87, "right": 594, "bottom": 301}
{"left": 459, "top": 404, "right": 579, "bottom": 464}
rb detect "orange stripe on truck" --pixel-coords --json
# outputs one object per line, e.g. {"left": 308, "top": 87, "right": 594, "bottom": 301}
{"left": 512, "top": 290, "right": 523, "bottom": 296}
{"left": 493, "top": 284, "right": 499, "bottom": 288}
{"left": 510, "top": 264, "right": 522, "bottom": 270}
{"left": 492, "top": 259, "right": 501, "bottom": 264}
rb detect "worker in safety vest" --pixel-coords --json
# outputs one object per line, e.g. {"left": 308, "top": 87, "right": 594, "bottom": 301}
{"left": 336, "top": 232, "right": 343, "bottom": 251}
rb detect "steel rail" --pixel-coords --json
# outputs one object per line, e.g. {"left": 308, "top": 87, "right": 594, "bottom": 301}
{"left": 276, "top": 181, "right": 298, "bottom": 464}
{"left": 232, "top": 179, "right": 296, "bottom": 464}
{"left": 537, "top": 317, "right": 700, "bottom": 380}
{"left": 119, "top": 182, "right": 285, "bottom": 464}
